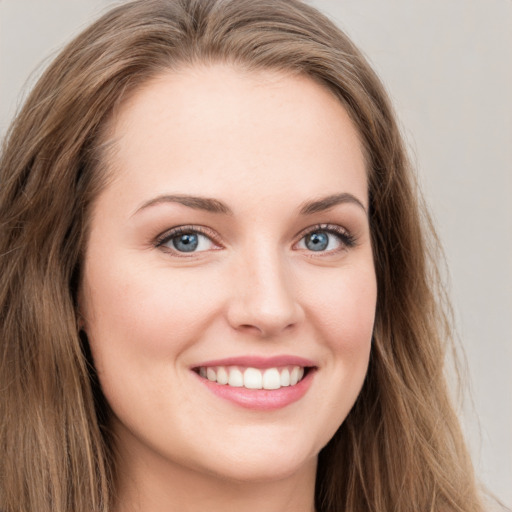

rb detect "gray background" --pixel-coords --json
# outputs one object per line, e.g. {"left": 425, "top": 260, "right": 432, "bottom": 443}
{"left": 1, "top": 0, "right": 510, "bottom": 507}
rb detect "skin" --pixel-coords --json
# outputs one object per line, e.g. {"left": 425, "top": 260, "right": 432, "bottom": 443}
{"left": 79, "top": 65, "right": 377, "bottom": 512}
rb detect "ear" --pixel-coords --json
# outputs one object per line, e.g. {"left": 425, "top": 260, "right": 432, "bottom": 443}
{"left": 75, "top": 280, "right": 87, "bottom": 332}
{"left": 76, "top": 309, "right": 86, "bottom": 332}
{"left": 75, "top": 289, "right": 88, "bottom": 333}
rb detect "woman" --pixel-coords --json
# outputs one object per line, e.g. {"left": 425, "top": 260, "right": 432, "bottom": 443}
{"left": 0, "top": 0, "right": 484, "bottom": 511}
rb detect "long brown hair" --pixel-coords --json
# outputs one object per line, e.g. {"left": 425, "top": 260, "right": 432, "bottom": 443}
{"left": 0, "top": 1, "right": 482, "bottom": 511}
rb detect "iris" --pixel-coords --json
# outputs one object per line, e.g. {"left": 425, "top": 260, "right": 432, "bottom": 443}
{"left": 172, "top": 233, "right": 199, "bottom": 252}
{"left": 305, "top": 232, "right": 329, "bottom": 251}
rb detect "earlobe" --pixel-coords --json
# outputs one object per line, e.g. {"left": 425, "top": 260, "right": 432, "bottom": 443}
{"left": 76, "top": 306, "right": 87, "bottom": 333}
{"left": 75, "top": 284, "right": 87, "bottom": 332}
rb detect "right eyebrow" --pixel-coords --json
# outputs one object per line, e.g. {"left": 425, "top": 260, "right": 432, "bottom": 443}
{"left": 299, "top": 193, "right": 368, "bottom": 216}
{"left": 132, "top": 194, "right": 233, "bottom": 216}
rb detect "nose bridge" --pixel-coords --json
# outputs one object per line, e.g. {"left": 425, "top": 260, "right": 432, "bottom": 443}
{"left": 227, "top": 241, "right": 303, "bottom": 336}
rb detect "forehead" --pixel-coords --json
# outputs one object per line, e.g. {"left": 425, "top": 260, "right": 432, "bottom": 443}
{"left": 100, "top": 64, "right": 368, "bottom": 212}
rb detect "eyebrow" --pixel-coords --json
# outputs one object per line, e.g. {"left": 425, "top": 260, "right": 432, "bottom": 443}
{"left": 299, "top": 193, "right": 367, "bottom": 215}
{"left": 134, "top": 194, "right": 233, "bottom": 216}
{"left": 134, "top": 192, "right": 367, "bottom": 217}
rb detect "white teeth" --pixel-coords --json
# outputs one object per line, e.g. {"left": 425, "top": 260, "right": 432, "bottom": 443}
{"left": 206, "top": 367, "right": 216, "bottom": 381}
{"left": 262, "top": 368, "right": 281, "bottom": 390}
{"left": 217, "top": 367, "right": 229, "bottom": 385}
{"left": 280, "top": 368, "right": 290, "bottom": 387}
{"left": 198, "top": 365, "right": 307, "bottom": 390}
{"left": 290, "top": 366, "right": 299, "bottom": 386}
{"left": 228, "top": 368, "right": 243, "bottom": 387}
{"left": 244, "top": 368, "right": 263, "bottom": 389}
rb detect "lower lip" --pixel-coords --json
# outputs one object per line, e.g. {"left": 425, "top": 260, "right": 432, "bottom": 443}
{"left": 194, "top": 370, "right": 315, "bottom": 410}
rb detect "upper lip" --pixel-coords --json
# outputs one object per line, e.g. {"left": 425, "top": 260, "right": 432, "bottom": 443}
{"left": 191, "top": 355, "right": 317, "bottom": 369}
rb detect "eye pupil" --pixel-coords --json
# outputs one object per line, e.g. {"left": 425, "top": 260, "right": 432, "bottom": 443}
{"left": 306, "top": 232, "right": 329, "bottom": 251}
{"left": 172, "top": 233, "right": 199, "bottom": 252}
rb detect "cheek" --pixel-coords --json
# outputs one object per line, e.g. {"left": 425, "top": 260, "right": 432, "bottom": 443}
{"left": 304, "top": 262, "right": 377, "bottom": 353}
{"left": 293, "top": 262, "right": 376, "bottom": 444}
{"left": 80, "top": 263, "right": 225, "bottom": 429}
{"left": 82, "top": 262, "right": 221, "bottom": 360}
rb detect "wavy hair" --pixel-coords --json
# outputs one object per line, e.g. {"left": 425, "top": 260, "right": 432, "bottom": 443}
{"left": 0, "top": 1, "right": 482, "bottom": 511}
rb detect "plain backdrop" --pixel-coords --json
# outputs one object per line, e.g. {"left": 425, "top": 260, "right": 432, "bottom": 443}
{"left": 1, "top": 0, "right": 511, "bottom": 507}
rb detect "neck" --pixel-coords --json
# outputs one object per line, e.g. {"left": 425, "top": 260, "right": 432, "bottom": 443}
{"left": 113, "top": 440, "right": 317, "bottom": 512}
{"left": 115, "top": 456, "right": 317, "bottom": 512}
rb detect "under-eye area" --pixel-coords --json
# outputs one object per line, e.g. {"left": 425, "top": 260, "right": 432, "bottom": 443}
{"left": 193, "top": 365, "right": 316, "bottom": 390}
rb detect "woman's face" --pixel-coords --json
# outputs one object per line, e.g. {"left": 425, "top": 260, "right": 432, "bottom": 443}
{"left": 80, "top": 65, "right": 377, "bottom": 485}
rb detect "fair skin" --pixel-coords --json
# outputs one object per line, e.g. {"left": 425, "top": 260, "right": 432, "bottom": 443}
{"left": 80, "top": 65, "right": 377, "bottom": 512}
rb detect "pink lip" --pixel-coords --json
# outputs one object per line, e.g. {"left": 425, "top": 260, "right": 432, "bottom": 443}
{"left": 195, "top": 371, "right": 315, "bottom": 410}
{"left": 191, "top": 355, "right": 317, "bottom": 411}
{"left": 191, "top": 355, "right": 316, "bottom": 369}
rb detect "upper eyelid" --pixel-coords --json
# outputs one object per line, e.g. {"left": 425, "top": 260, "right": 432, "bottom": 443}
{"left": 294, "top": 223, "right": 351, "bottom": 240}
{"left": 293, "top": 223, "right": 357, "bottom": 252}
{"left": 155, "top": 224, "right": 221, "bottom": 247}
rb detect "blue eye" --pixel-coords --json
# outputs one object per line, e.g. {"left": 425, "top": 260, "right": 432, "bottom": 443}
{"left": 158, "top": 228, "right": 216, "bottom": 254}
{"left": 304, "top": 232, "right": 329, "bottom": 251}
{"left": 172, "top": 233, "right": 200, "bottom": 252}
{"left": 297, "top": 226, "right": 354, "bottom": 253}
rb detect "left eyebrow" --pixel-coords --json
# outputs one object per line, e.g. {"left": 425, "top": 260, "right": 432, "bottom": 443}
{"left": 299, "top": 193, "right": 367, "bottom": 215}
{"left": 133, "top": 194, "right": 233, "bottom": 216}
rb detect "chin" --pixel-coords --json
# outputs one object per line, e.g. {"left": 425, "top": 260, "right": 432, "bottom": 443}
{"left": 204, "top": 451, "right": 317, "bottom": 484}
{"left": 188, "top": 429, "right": 321, "bottom": 484}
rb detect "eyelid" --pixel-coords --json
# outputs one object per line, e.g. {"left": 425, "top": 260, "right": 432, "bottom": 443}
{"left": 293, "top": 223, "right": 357, "bottom": 252}
{"left": 155, "top": 225, "right": 222, "bottom": 251}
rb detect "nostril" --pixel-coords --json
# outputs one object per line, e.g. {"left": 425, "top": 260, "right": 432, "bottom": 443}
{"left": 237, "top": 321, "right": 297, "bottom": 338}
{"left": 225, "top": 270, "right": 304, "bottom": 337}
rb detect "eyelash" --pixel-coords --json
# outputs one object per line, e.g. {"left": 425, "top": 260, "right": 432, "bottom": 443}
{"left": 294, "top": 224, "right": 357, "bottom": 254}
{"left": 155, "top": 225, "right": 221, "bottom": 256}
{"left": 154, "top": 223, "right": 356, "bottom": 256}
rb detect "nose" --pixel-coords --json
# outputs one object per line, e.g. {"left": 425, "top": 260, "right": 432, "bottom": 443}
{"left": 226, "top": 247, "right": 304, "bottom": 338}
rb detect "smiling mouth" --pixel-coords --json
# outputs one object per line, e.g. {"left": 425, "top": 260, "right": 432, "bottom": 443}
{"left": 194, "top": 365, "right": 310, "bottom": 390}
